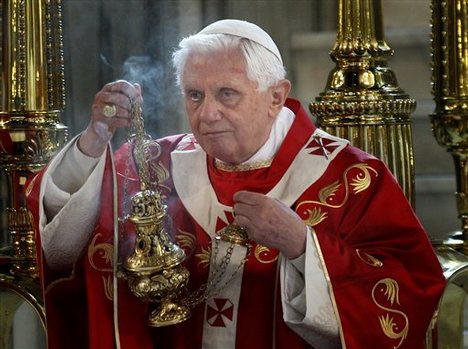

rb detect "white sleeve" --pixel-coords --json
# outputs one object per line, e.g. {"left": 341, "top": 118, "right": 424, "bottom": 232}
{"left": 39, "top": 135, "right": 107, "bottom": 271}
{"left": 280, "top": 226, "right": 342, "bottom": 349}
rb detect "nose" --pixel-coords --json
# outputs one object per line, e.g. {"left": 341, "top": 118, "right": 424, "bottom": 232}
{"left": 199, "top": 95, "right": 222, "bottom": 123}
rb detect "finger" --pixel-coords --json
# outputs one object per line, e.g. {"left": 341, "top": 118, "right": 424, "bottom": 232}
{"left": 233, "top": 215, "right": 252, "bottom": 231}
{"left": 233, "top": 190, "right": 265, "bottom": 205}
{"left": 97, "top": 92, "right": 132, "bottom": 115}
{"left": 232, "top": 201, "right": 254, "bottom": 219}
{"left": 91, "top": 102, "right": 131, "bottom": 130}
{"left": 102, "top": 80, "right": 143, "bottom": 104}
{"left": 133, "top": 83, "right": 142, "bottom": 94}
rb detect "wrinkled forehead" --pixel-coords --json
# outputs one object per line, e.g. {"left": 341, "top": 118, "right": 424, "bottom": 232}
{"left": 182, "top": 49, "right": 251, "bottom": 87}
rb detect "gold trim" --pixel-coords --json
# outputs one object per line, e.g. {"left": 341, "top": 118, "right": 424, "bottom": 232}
{"left": 214, "top": 158, "right": 272, "bottom": 172}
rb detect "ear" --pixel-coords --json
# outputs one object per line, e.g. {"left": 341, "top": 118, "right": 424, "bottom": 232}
{"left": 268, "top": 79, "right": 291, "bottom": 118}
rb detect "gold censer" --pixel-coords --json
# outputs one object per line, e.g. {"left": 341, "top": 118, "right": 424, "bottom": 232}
{"left": 119, "top": 101, "right": 249, "bottom": 327}
{"left": 124, "top": 187, "right": 191, "bottom": 326}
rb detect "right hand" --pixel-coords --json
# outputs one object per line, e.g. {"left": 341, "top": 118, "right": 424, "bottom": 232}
{"left": 78, "top": 80, "right": 143, "bottom": 157}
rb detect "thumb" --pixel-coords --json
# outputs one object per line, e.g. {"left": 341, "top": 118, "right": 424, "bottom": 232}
{"left": 134, "top": 83, "right": 142, "bottom": 94}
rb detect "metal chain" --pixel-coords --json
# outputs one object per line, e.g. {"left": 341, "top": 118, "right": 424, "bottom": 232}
{"left": 129, "top": 100, "right": 151, "bottom": 189}
{"left": 118, "top": 100, "right": 144, "bottom": 224}
{"left": 181, "top": 240, "right": 251, "bottom": 309}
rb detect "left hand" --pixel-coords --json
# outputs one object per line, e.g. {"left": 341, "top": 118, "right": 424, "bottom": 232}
{"left": 233, "top": 191, "right": 307, "bottom": 259}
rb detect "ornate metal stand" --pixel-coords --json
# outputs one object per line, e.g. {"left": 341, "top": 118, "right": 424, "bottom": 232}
{"left": 310, "top": 0, "right": 416, "bottom": 205}
{"left": 0, "top": 0, "right": 67, "bottom": 346}
{"left": 0, "top": 0, "right": 67, "bottom": 275}
{"left": 430, "top": 0, "right": 468, "bottom": 250}
{"left": 428, "top": 0, "right": 468, "bottom": 348}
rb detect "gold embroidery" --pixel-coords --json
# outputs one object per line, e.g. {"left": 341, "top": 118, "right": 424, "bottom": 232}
{"left": 254, "top": 245, "right": 279, "bottom": 264}
{"left": 304, "top": 207, "right": 328, "bottom": 226}
{"left": 351, "top": 164, "right": 375, "bottom": 194}
{"left": 176, "top": 230, "right": 196, "bottom": 256}
{"left": 371, "top": 278, "right": 409, "bottom": 348}
{"left": 87, "top": 234, "right": 114, "bottom": 301}
{"left": 356, "top": 249, "right": 383, "bottom": 267}
{"left": 296, "top": 163, "right": 378, "bottom": 225}
{"left": 144, "top": 141, "right": 171, "bottom": 191}
{"left": 214, "top": 158, "right": 272, "bottom": 172}
{"left": 102, "top": 275, "right": 113, "bottom": 301}
{"left": 195, "top": 246, "right": 211, "bottom": 268}
{"left": 87, "top": 233, "right": 113, "bottom": 272}
{"left": 319, "top": 180, "right": 341, "bottom": 205}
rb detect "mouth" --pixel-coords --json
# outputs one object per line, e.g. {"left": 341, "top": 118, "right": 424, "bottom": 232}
{"left": 202, "top": 130, "right": 230, "bottom": 137}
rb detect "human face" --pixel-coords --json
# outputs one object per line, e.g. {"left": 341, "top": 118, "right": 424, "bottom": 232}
{"left": 182, "top": 48, "right": 277, "bottom": 164}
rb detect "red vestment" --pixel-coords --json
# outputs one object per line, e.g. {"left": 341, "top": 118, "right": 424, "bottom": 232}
{"left": 26, "top": 98, "right": 445, "bottom": 349}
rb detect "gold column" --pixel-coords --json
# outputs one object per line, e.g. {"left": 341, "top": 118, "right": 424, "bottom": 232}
{"left": 0, "top": 0, "right": 67, "bottom": 277}
{"left": 421, "top": 1, "right": 468, "bottom": 347}
{"left": 430, "top": 0, "right": 468, "bottom": 248}
{"left": 310, "top": 0, "right": 416, "bottom": 205}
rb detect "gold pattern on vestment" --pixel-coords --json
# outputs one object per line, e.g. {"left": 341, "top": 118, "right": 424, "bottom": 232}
{"left": 195, "top": 246, "right": 211, "bottom": 268}
{"left": 304, "top": 207, "right": 328, "bottom": 227}
{"left": 87, "top": 234, "right": 114, "bottom": 301}
{"left": 356, "top": 249, "right": 383, "bottom": 267}
{"left": 296, "top": 164, "right": 378, "bottom": 227}
{"left": 103, "top": 275, "right": 113, "bottom": 301}
{"left": 88, "top": 233, "right": 113, "bottom": 272}
{"left": 214, "top": 158, "right": 273, "bottom": 172}
{"left": 176, "top": 230, "right": 197, "bottom": 257}
{"left": 300, "top": 163, "right": 377, "bottom": 210}
{"left": 318, "top": 180, "right": 341, "bottom": 205}
{"left": 254, "top": 245, "right": 279, "bottom": 264}
{"left": 371, "top": 278, "right": 409, "bottom": 348}
{"left": 146, "top": 141, "right": 171, "bottom": 189}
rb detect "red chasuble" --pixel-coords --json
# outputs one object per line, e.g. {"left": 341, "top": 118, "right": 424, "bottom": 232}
{"left": 25, "top": 98, "right": 445, "bottom": 349}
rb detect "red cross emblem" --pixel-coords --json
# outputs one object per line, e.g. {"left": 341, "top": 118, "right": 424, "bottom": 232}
{"left": 206, "top": 298, "right": 234, "bottom": 327}
{"left": 306, "top": 135, "right": 339, "bottom": 158}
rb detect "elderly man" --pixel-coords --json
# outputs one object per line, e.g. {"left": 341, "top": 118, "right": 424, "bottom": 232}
{"left": 26, "top": 19, "right": 445, "bottom": 349}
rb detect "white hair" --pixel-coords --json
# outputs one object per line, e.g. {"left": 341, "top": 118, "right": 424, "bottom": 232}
{"left": 172, "top": 33, "right": 286, "bottom": 92}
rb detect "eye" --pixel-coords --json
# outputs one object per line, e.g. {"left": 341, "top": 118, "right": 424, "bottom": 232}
{"left": 187, "top": 90, "right": 203, "bottom": 102}
{"left": 219, "top": 88, "right": 239, "bottom": 102}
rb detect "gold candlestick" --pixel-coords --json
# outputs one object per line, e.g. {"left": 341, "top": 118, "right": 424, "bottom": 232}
{"left": 426, "top": 1, "right": 468, "bottom": 347}
{"left": 0, "top": 0, "right": 67, "bottom": 276}
{"left": 430, "top": 0, "right": 468, "bottom": 249}
{"left": 0, "top": 0, "right": 67, "bottom": 344}
{"left": 310, "top": 0, "right": 416, "bottom": 205}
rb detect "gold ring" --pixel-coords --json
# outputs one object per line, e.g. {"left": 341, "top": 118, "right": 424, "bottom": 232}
{"left": 102, "top": 104, "right": 117, "bottom": 118}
